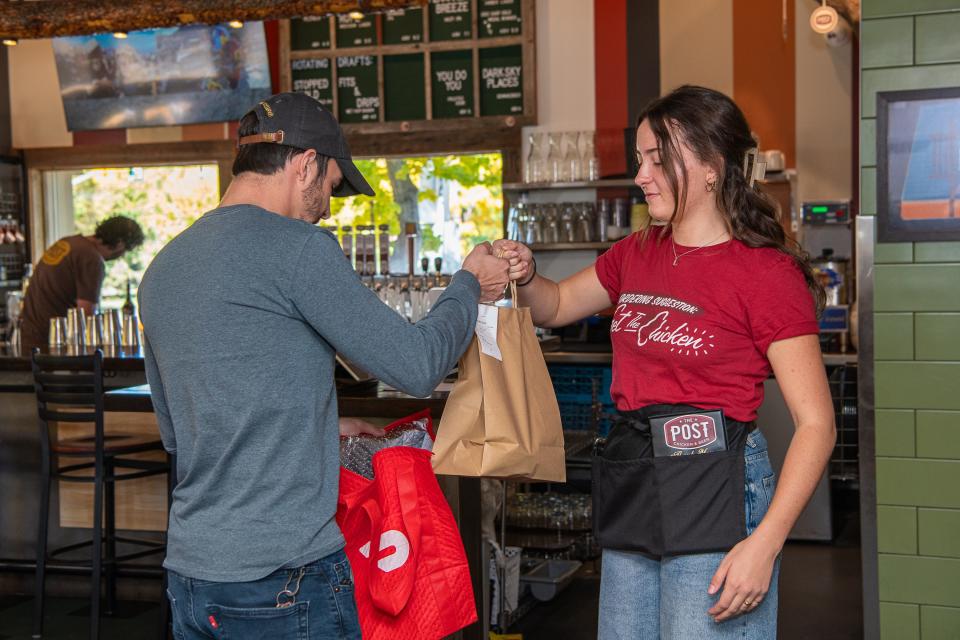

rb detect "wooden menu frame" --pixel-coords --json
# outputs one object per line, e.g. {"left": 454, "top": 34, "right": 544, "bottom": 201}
{"left": 278, "top": 0, "right": 536, "bottom": 137}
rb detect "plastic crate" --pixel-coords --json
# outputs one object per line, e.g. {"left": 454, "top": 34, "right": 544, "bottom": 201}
{"left": 548, "top": 365, "right": 613, "bottom": 405}
{"left": 557, "top": 401, "right": 615, "bottom": 436}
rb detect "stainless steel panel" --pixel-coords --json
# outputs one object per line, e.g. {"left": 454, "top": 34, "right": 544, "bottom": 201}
{"left": 757, "top": 379, "right": 833, "bottom": 541}
{"left": 856, "top": 216, "right": 879, "bottom": 639}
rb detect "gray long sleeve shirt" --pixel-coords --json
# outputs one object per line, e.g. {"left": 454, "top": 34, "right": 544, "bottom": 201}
{"left": 139, "top": 204, "right": 480, "bottom": 582}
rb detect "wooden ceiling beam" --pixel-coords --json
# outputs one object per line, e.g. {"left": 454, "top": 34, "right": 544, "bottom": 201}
{"left": 0, "top": 0, "right": 426, "bottom": 40}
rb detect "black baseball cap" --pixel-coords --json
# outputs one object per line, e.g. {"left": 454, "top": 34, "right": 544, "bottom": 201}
{"left": 237, "top": 92, "right": 375, "bottom": 198}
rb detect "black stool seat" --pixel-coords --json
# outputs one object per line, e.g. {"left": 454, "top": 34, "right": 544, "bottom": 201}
{"left": 53, "top": 432, "right": 163, "bottom": 456}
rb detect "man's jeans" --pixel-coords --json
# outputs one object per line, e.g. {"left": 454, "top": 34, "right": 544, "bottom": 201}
{"left": 598, "top": 429, "right": 781, "bottom": 640}
{"left": 166, "top": 549, "right": 361, "bottom": 640}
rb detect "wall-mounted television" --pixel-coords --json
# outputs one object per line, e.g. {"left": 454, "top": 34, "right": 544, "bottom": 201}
{"left": 52, "top": 22, "right": 272, "bottom": 131}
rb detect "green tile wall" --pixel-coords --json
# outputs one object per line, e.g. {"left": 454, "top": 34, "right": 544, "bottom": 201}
{"left": 918, "top": 509, "right": 960, "bottom": 558}
{"left": 916, "top": 411, "right": 960, "bottom": 459}
{"left": 862, "top": 166, "right": 877, "bottom": 214}
{"left": 876, "top": 458, "right": 960, "bottom": 508}
{"left": 861, "top": 3, "right": 960, "bottom": 636}
{"left": 921, "top": 605, "right": 960, "bottom": 638}
{"left": 875, "top": 242, "right": 914, "bottom": 264}
{"left": 875, "top": 265, "right": 960, "bottom": 312}
{"left": 865, "top": 0, "right": 960, "bottom": 18}
{"left": 875, "top": 313, "right": 914, "bottom": 359}
{"left": 878, "top": 505, "right": 918, "bottom": 554}
{"left": 915, "top": 314, "right": 960, "bottom": 360}
{"left": 881, "top": 602, "right": 920, "bottom": 640}
{"left": 861, "top": 118, "right": 877, "bottom": 167}
{"left": 876, "top": 409, "right": 916, "bottom": 457}
{"left": 915, "top": 12, "right": 960, "bottom": 63}
{"left": 914, "top": 242, "right": 960, "bottom": 263}
{"left": 862, "top": 17, "right": 915, "bottom": 68}
{"left": 862, "top": 63, "right": 960, "bottom": 117}
{"left": 879, "top": 555, "right": 960, "bottom": 607}
{"left": 876, "top": 362, "right": 960, "bottom": 410}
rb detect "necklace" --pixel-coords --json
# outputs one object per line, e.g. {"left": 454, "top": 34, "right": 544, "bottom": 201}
{"left": 671, "top": 230, "right": 729, "bottom": 266}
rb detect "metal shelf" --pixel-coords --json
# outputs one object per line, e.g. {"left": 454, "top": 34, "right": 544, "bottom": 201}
{"left": 502, "top": 178, "right": 639, "bottom": 191}
{"left": 529, "top": 242, "right": 614, "bottom": 251}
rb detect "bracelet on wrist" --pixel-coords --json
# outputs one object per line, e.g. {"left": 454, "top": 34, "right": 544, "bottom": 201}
{"left": 517, "top": 257, "right": 537, "bottom": 287}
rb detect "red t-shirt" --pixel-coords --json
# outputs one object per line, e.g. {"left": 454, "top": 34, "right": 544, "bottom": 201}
{"left": 594, "top": 228, "right": 819, "bottom": 422}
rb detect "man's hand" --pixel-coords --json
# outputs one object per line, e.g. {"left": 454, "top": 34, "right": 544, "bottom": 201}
{"left": 339, "top": 418, "right": 386, "bottom": 437}
{"left": 491, "top": 239, "right": 533, "bottom": 283}
{"left": 461, "top": 242, "right": 511, "bottom": 303}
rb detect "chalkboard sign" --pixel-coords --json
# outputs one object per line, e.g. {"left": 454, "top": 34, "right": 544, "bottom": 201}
{"left": 291, "top": 58, "right": 334, "bottom": 110}
{"left": 279, "top": 0, "right": 535, "bottom": 133}
{"left": 479, "top": 46, "right": 523, "bottom": 116}
{"left": 291, "top": 17, "right": 331, "bottom": 50}
{"left": 384, "top": 54, "right": 426, "bottom": 121}
{"left": 337, "top": 56, "right": 380, "bottom": 123}
{"left": 335, "top": 14, "right": 375, "bottom": 48}
{"left": 430, "top": 0, "right": 473, "bottom": 41}
{"left": 383, "top": 7, "right": 424, "bottom": 45}
{"left": 479, "top": 0, "right": 522, "bottom": 37}
{"left": 431, "top": 50, "right": 474, "bottom": 119}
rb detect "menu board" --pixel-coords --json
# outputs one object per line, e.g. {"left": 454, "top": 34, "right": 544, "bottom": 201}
{"left": 336, "top": 14, "right": 376, "bottom": 48}
{"left": 383, "top": 7, "right": 424, "bottom": 45}
{"left": 479, "top": 46, "right": 522, "bottom": 115}
{"left": 384, "top": 54, "right": 426, "bottom": 121}
{"left": 337, "top": 56, "right": 380, "bottom": 123}
{"left": 430, "top": 0, "right": 473, "bottom": 41}
{"left": 431, "top": 50, "right": 474, "bottom": 119}
{"left": 479, "top": 0, "right": 522, "bottom": 37}
{"left": 291, "top": 17, "right": 331, "bottom": 50}
{"left": 291, "top": 58, "right": 334, "bottom": 110}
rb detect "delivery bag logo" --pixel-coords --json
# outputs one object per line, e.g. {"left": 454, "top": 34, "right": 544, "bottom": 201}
{"left": 663, "top": 414, "right": 718, "bottom": 450}
{"left": 359, "top": 530, "right": 410, "bottom": 573}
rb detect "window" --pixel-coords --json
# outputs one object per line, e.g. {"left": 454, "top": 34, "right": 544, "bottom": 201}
{"left": 43, "top": 164, "right": 220, "bottom": 308}
{"left": 328, "top": 153, "right": 502, "bottom": 276}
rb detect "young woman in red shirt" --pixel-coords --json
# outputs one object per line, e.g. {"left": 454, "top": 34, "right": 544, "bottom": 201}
{"left": 494, "top": 85, "right": 835, "bottom": 639}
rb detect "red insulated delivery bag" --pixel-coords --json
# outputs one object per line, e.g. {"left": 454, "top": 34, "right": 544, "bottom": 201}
{"left": 336, "top": 410, "right": 477, "bottom": 639}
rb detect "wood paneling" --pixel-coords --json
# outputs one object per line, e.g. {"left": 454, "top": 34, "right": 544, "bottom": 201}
{"left": 56, "top": 412, "right": 169, "bottom": 532}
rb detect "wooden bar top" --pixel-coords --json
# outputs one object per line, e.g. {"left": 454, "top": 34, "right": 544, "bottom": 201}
{"left": 104, "top": 381, "right": 450, "bottom": 418}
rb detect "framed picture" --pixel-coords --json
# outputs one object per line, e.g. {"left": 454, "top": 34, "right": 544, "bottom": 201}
{"left": 877, "top": 86, "right": 960, "bottom": 243}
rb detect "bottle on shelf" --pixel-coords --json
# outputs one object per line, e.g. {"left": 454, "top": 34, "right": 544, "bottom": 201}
{"left": 581, "top": 131, "right": 600, "bottom": 181}
{"left": 122, "top": 278, "right": 136, "bottom": 318}
{"left": 546, "top": 133, "right": 564, "bottom": 183}
{"left": 524, "top": 132, "right": 546, "bottom": 184}
{"left": 562, "top": 132, "right": 582, "bottom": 182}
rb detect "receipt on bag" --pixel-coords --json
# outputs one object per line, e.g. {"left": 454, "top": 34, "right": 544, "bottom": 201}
{"left": 475, "top": 304, "right": 502, "bottom": 361}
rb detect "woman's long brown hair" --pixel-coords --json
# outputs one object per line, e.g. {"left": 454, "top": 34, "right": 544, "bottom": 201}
{"left": 637, "top": 85, "right": 826, "bottom": 312}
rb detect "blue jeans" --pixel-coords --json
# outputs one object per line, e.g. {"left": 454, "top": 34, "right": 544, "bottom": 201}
{"left": 598, "top": 430, "right": 780, "bottom": 640}
{"left": 166, "top": 549, "right": 361, "bottom": 640}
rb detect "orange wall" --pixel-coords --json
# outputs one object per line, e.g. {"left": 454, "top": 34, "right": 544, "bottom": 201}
{"left": 733, "top": 0, "right": 796, "bottom": 166}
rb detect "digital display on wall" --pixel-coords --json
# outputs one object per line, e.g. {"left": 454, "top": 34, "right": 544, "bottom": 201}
{"left": 51, "top": 22, "right": 272, "bottom": 131}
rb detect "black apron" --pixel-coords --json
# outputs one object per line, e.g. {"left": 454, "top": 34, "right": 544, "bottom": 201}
{"left": 591, "top": 403, "right": 756, "bottom": 557}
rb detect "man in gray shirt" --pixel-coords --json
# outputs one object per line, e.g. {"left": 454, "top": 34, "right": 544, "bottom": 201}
{"left": 139, "top": 93, "right": 510, "bottom": 639}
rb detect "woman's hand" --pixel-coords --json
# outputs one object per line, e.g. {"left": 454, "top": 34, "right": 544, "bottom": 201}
{"left": 706, "top": 532, "right": 780, "bottom": 622}
{"left": 491, "top": 239, "right": 533, "bottom": 283}
{"left": 339, "top": 418, "right": 385, "bottom": 437}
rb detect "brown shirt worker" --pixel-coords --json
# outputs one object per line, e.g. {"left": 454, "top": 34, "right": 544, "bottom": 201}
{"left": 20, "top": 216, "right": 144, "bottom": 349}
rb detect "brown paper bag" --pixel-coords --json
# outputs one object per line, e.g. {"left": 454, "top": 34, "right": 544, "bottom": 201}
{"left": 432, "top": 291, "right": 566, "bottom": 482}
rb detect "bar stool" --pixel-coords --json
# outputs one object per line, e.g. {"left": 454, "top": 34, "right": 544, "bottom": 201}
{"left": 31, "top": 349, "right": 171, "bottom": 640}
